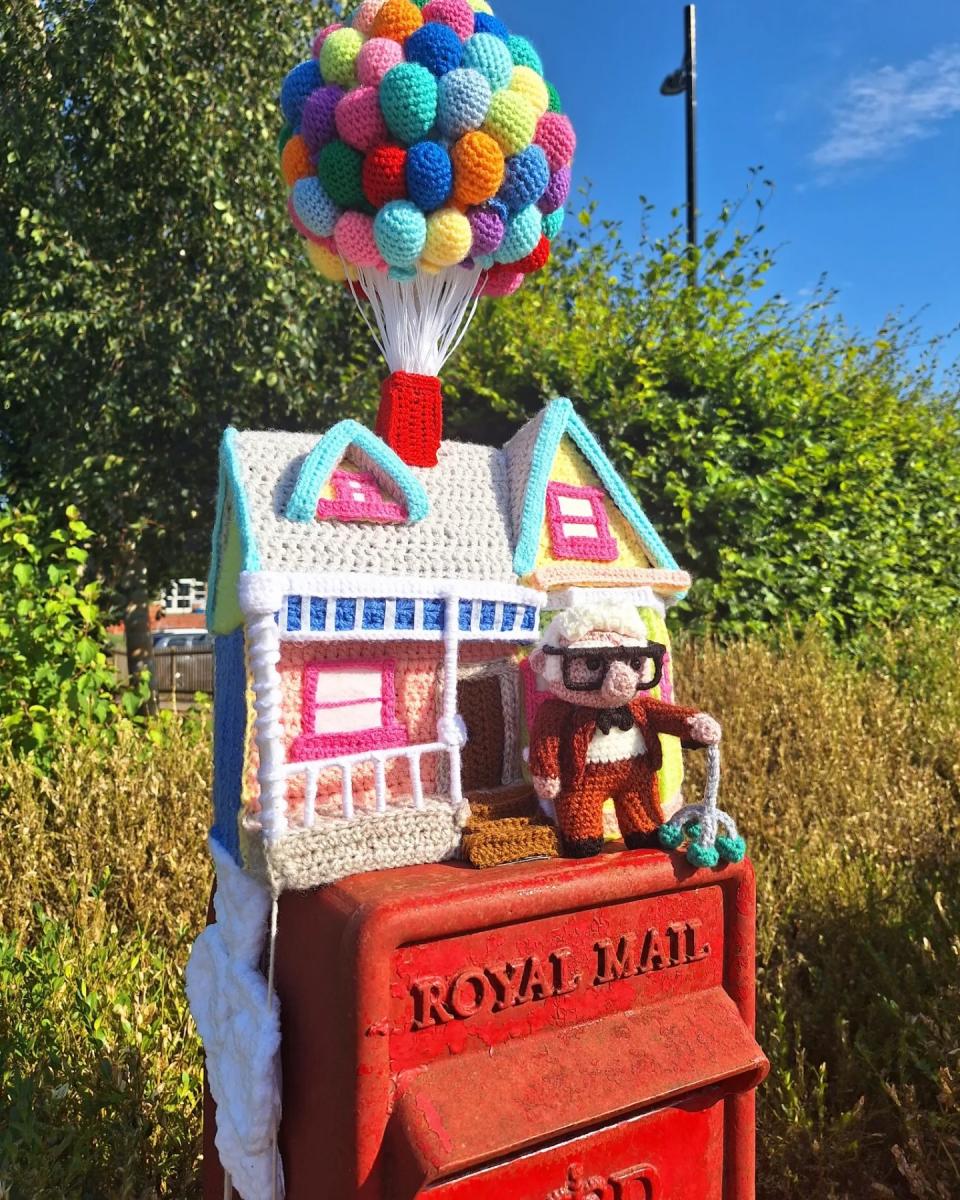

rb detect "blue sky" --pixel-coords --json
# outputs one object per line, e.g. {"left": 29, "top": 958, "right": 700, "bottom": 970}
{"left": 498, "top": 0, "right": 960, "bottom": 357}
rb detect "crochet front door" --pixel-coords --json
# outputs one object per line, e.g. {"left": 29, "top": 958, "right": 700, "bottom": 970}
{"left": 458, "top": 676, "right": 505, "bottom": 792}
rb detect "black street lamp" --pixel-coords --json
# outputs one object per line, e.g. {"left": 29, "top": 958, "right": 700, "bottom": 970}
{"left": 660, "top": 4, "right": 699, "bottom": 283}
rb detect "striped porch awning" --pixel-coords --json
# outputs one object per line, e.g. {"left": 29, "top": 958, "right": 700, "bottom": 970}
{"left": 277, "top": 591, "right": 541, "bottom": 642}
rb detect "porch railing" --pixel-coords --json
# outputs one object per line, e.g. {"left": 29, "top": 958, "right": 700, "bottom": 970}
{"left": 280, "top": 741, "right": 448, "bottom": 826}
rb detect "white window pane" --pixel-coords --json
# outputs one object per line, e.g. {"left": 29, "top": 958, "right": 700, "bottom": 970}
{"left": 315, "top": 666, "right": 383, "bottom": 705}
{"left": 314, "top": 699, "right": 384, "bottom": 735}
{"left": 562, "top": 521, "right": 600, "bottom": 540}
{"left": 557, "top": 495, "right": 595, "bottom": 518}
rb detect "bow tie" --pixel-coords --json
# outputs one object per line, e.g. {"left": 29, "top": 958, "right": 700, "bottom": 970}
{"left": 595, "top": 707, "right": 635, "bottom": 735}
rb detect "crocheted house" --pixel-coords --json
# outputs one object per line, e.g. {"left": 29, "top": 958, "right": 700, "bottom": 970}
{"left": 206, "top": 397, "right": 690, "bottom": 892}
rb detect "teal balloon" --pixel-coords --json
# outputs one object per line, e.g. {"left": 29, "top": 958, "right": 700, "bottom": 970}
{"left": 495, "top": 203, "right": 542, "bottom": 264}
{"left": 379, "top": 63, "right": 438, "bottom": 145}
{"left": 461, "top": 33, "right": 513, "bottom": 91}
{"left": 374, "top": 200, "right": 427, "bottom": 268}
{"left": 542, "top": 208, "right": 564, "bottom": 240}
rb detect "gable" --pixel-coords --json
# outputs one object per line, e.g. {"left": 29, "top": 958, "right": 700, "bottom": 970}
{"left": 316, "top": 458, "right": 408, "bottom": 524}
{"left": 285, "top": 420, "right": 429, "bottom": 525}
{"left": 505, "top": 398, "right": 682, "bottom": 581}
{"left": 535, "top": 439, "right": 656, "bottom": 572}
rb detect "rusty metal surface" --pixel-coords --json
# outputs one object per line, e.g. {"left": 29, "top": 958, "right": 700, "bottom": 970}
{"left": 205, "top": 848, "right": 766, "bottom": 1200}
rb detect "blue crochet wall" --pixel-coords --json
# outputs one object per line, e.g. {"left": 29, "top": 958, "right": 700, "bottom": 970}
{"left": 210, "top": 627, "right": 247, "bottom": 865}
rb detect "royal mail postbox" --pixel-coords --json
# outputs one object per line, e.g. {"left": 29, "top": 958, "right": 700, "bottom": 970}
{"left": 204, "top": 848, "right": 767, "bottom": 1200}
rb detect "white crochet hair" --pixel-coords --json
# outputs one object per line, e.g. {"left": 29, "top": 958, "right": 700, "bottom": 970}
{"left": 539, "top": 604, "right": 649, "bottom": 651}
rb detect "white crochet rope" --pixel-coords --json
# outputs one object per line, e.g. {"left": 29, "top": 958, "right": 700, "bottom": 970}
{"left": 348, "top": 264, "right": 485, "bottom": 377}
{"left": 439, "top": 589, "right": 465, "bottom": 806}
{"left": 220, "top": 899, "right": 283, "bottom": 1200}
{"left": 664, "top": 745, "right": 740, "bottom": 848}
{"left": 247, "top": 610, "right": 288, "bottom": 842}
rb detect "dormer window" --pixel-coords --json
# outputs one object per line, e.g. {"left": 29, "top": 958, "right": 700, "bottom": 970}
{"left": 316, "top": 469, "right": 406, "bottom": 524}
{"left": 545, "top": 482, "right": 618, "bottom": 562}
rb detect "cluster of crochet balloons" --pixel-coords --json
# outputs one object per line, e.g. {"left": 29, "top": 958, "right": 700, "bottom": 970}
{"left": 278, "top": 0, "right": 576, "bottom": 297}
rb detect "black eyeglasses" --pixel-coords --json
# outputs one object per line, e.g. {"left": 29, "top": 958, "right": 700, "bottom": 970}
{"left": 543, "top": 642, "right": 667, "bottom": 693}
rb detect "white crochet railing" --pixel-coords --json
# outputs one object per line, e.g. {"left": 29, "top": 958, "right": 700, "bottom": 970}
{"left": 280, "top": 740, "right": 449, "bottom": 826}
{"left": 240, "top": 572, "right": 486, "bottom": 844}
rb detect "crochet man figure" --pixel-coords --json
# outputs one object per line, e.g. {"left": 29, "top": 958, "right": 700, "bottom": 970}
{"left": 528, "top": 605, "right": 721, "bottom": 858}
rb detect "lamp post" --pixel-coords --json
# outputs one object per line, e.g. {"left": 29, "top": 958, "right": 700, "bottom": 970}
{"left": 660, "top": 4, "right": 699, "bottom": 283}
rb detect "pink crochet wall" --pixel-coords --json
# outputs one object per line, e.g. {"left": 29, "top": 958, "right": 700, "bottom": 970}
{"left": 245, "top": 639, "right": 510, "bottom": 822}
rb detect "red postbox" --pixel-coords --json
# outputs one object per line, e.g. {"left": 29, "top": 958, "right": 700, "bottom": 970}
{"left": 205, "top": 847, "right": 767, "bottom": 1199}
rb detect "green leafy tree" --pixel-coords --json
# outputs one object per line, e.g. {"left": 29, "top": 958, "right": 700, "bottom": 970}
{"left": 0, "top": 0, "right": 378, "bottom": 669}
{"left": 0, "top": 503, "right": 122, "bottom": 755}
{"left": 447, "top": 185, "right": 960, "bottom": 641}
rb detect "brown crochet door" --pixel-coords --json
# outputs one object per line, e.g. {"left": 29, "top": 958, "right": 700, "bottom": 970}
{"left": 457, "top": 676, "right": 505, "bottom": 791}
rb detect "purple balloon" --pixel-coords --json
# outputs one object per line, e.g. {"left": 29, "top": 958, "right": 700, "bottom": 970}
{"left": 539, "top": 165, "right": 571, "bottom": 214}
{"left": 469, "top": 205, "right": 505, "bottom": 257}
{"left": 301, "top": 86, "right": 345, "bottom": 155}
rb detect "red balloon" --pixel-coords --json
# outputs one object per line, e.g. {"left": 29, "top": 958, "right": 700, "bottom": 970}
{"left": 362, "top": 144, "right": 408, "bottom": 209}
{"left": 514, "top": 234, "right": 551, "bottom": 275}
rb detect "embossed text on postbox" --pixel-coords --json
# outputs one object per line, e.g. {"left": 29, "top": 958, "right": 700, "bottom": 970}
{"left": 389, "top": 885, "right": 723, "bottom": 1071}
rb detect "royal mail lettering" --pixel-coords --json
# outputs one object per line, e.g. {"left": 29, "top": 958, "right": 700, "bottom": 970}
{"left": 409, "top": 920, "right": 710, "bottom": 1031}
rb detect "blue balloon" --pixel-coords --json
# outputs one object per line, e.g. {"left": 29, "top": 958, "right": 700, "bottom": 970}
{"left": 405, "top": 22, "right": 464, "bottom": 77}
{"left": 406, "top": 141, "right": 454, "bottom": 212}
{"left": 474, "top": 13, "right": 510, "bottom": 41}
{"left": 280, "top": 60, "right": 322, "bottom": 127}
{"left": 499, "top": 145, "right": 550, "bottom": 214}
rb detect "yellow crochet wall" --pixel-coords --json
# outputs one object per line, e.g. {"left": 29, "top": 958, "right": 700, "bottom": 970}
{"left": 641, "top": 606, "right": 684, "bottom": 819}
{"left": 534, "top": 439, "right": 654, "bottom": 571}
{"left": 209, "top": 512, "right": 244, "bottom": 635}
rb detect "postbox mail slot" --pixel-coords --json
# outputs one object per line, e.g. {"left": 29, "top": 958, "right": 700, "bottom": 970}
{"left": 389, "top": 985, "right": 765, "bottom": 1185}
{"left": 419, "top": 1090, "right": 727, "bottom": 1200}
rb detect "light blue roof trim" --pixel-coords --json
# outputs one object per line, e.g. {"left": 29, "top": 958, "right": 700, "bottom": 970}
{"left": 207, "top": 428, "right": 261, "bottom": 630}
{"left": 512, "top": 397, "right": 682, "bottom": 579}
{"left": 284, "top": 420, "right": 430, "bottom": 524}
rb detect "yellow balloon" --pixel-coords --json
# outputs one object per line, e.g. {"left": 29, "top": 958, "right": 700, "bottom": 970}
{"left": 509, "top": 66, "right": 549, "bottom": 118}
{"left": 306, "top": 240, "right": 346, "bottom": 282}
{"left": 423, "top": 208, "right": 473, "bottom": 268}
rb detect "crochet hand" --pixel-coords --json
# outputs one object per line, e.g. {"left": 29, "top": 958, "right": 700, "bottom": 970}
{"left": 688, "top": 713, "right": 722, "bottom": 746}
{"left": 533, "top": 775, "right": 561, "bottom": 801}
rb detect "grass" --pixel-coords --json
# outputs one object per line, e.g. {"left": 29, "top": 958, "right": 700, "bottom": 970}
{"left": 1, "top": 630, "right": 959, "bottom": 1198}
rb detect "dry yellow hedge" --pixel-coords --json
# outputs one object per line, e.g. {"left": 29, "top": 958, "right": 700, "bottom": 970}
{"left": 1, "top": 630, "right": 958, "bottom": 1198}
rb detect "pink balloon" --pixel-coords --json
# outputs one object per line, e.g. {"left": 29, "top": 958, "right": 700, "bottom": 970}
{"left": 535, "top": 113, "right": 577, "bottom": 173}
{"left": 352, "top": 0, "right": 386, "bottom": 35}
{"left": 357, "top": 37, "right": 404, "bottom": 88}
{"left": 334, "top": 212, "right": 382, "bottom": 269}
{"left": 335, "top": 87, "right": 389, "bottom": 152}
{"left": 422, "top": 0, "right": 475, "bottom": 41}
{"left": 481, "top": 270, "right": 524, "bottom": 297}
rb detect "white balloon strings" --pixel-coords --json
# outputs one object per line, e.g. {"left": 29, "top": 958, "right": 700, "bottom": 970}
{"left": 343, "top": 263, "right": 486, "bottom": 377}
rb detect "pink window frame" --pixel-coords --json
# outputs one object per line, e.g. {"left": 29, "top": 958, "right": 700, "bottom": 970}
{"left": 545, "top": 482, "right": 619, "bottom": 562}
{"left": 316, "top": 469, "right": 406, "bottom": 524}
{"left": 291, "top": 659, "right": 409, "bottom": 762}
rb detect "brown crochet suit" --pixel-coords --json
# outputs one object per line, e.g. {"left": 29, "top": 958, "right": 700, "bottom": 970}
{"left": 530, "top": 695, "right": 702, "bottom": 855}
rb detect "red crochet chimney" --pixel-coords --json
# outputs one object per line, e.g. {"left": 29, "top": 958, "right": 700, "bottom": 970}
{"left": 376, "top": 370, "right": 443, "bottom": 468}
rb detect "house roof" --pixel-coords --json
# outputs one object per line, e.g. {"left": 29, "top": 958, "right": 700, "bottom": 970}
{"left": 208, "top": 400, "right": 687, "bottom": 632}
{"left": 220, "top": 427, "right": 517, "bottom": 582}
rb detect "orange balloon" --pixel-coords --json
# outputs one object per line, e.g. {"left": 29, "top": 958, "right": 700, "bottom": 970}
{"left": 451, "top": 131, "right": 505, "bottom": 207}
{"left": 281, "top": 134, "right": 313, "bottom": 186}
{"left": 371, "top": 0, "right": 423, "bottom": 43}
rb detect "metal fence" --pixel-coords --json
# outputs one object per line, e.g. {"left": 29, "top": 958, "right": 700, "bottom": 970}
{"left": 112, "top": 647, "right": 214, "bottom": 696}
